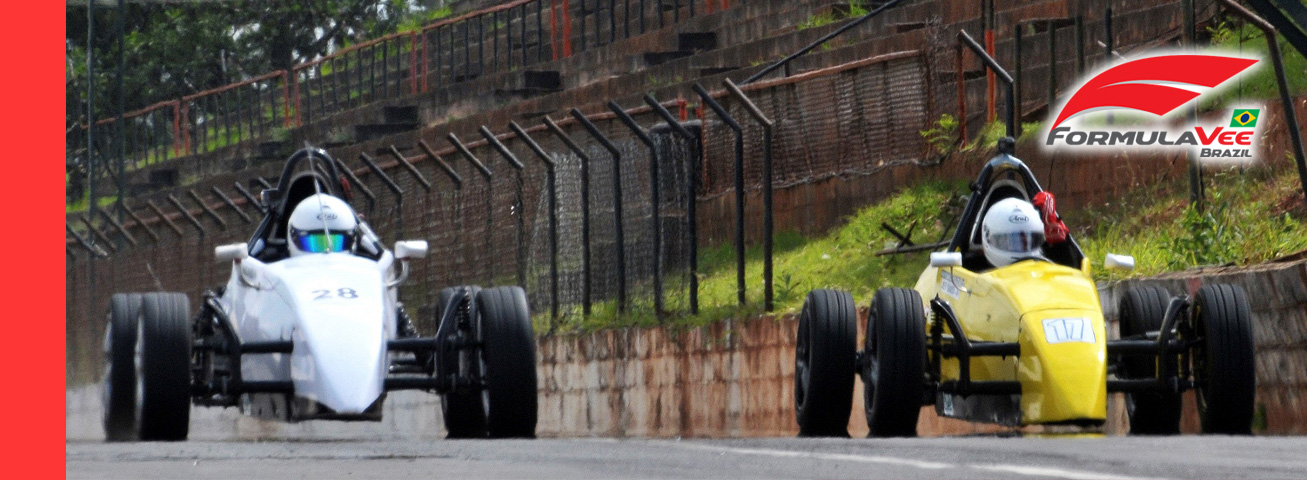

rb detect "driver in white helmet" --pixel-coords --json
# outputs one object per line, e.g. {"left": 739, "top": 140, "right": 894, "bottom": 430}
{"left": 287, "top": 193, "right": 360, "bottom": 257}
{"left": 981, "top": 197, "right": 1046, "bottom": 268}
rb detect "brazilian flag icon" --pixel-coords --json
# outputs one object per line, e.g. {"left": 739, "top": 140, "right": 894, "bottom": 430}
{"left": 1230, "top": 109, "right": 1259, "bottom": 128}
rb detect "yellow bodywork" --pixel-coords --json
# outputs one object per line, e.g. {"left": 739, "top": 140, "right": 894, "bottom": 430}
{"left": 914, "top": 258, "right": 1107, "bottom": 425}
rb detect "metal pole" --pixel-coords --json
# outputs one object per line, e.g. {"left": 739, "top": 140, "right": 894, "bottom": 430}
{"left": 958, "top": 30, "right": 1016, "bottom": 138}
{"left": 1015, "top": 24, "right": 1023, "bottom": 137}
{"left": 544, "top": 117, "right": 593, "bottom": 315}
{"left": 742, "top": 0, "right": 903, "bottom": 85}
{"left": 723, "top": 79, "right": 775, "bottom": 312}
{"left": 1105, "top": 6, "right": 1114, "bottom": 124}
{"left": 510, "top": 122, "right": 560, "bottom": 326}
{"left": 1220, "top": 0, "right": 1307, "bottom": 208}
{"left": 479, "top": 126, "right": 527, "bottom": 289}
{"left": 643, "top": 95, "right": 699, "bottom": 314}
{"left": 570, "top": 109, "right": 627, "bottom": 313}
{"left": 86, "top": 1, "right": 96, "bottom": 224}
{"left": 1183, "top": 0, "right": 1203, "bottom": 207}
{"left": 115, "top": 0, "right": 125, "bottom": 220}
{"left": 693, "top": 83, "right": 746, "bottom": 306}
{"left": 1047, "top": 19, "right": 1057, "bottom": 113}
{"left": 608, "top": 101, "right": 663, "bottom": 317}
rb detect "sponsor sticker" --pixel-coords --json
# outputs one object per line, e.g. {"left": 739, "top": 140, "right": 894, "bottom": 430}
{"left": 1041, "top": 317, "right": 1095, "bottom": 345}
{"left": 940, "top": 270, "right": 963, "bottom": 298}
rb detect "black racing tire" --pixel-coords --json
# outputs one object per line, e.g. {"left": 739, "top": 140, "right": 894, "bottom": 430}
{"left": 1118, "top": 285, "right": 1182, "bottom": 435}
{"left": 137, "top": 292, "right": 192, "bottom": 441}
{"left": 794, "top": 289, "right": 856, "bottom": 437}
{"left": 477, "top": 286, "right": 538, "bottom": 438}
{"left": 1190, "top": 284, "right": 1256, "bottom": 435}
{"left": 102, "top": 293, "right": 142, "bottom": 442}
{"left": 437, "top": 286, "right": 489, "bottom": 439}
{"left": 864, "top": 288, "right": 926, "bottom": 438}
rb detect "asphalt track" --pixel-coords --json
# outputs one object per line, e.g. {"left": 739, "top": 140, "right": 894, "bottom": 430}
{"left": 67, "top": 435, "right": 1307, "bottom": 479}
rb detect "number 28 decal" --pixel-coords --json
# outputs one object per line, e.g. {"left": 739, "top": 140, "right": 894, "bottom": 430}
{"left": 312, "top": 288, "right": 359, "bottom": 300}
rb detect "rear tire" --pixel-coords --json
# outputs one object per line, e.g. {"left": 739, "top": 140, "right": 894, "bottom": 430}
{"left": 102, "top": 293, "right": 142, "bottom": 442}
{"left": 436, "top": 286, "right": 489, "bottom": 439}
{"left": 864, "top": 288, "right": 926, "bottom": 438}
{"left": 477, "top": 286, "right": 538, "bottom": 438}
{"left": 794, "top": 289, "right": 856, "bottom": 437}
{"left": 1118, "top": 285, "right": 1181, "bottom": 435}
{"left": 1190, "top": 284, "right": 1255, "bottom": 435}
{"left": 137, "top": 292, "right": 192, "bottom": 441}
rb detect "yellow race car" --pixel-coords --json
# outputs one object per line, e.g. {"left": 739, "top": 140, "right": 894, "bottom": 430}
{"left": 793, "top": 141, "right": 1255, "bottom": 437}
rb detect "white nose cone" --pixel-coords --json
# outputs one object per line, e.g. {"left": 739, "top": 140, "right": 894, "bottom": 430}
{"left": 279, "top": 255, "right": 388, "bottom": 414}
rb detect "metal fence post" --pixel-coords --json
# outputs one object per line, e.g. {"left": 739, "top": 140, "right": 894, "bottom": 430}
{"left": 479, "top": 126, "right": 528, "bottom": 289}
{"left": 448, "top": 133, "right": 496, "bottom": 283}
{"left": 693, "top": 83, "right": 746, "bottom": 306}
{"left": 545, "top": 116, "right": 593, "bottom": 315}
{"left": 570, "top": 108, "right": 627, "bottom": 313}
{"left": 643, "top": 94, "right": 699, "bottom": 314}
{"left": 510, "top": 121, "right": 561, "bottom": 327}
{"left": 724, "top": 79, "right": 775, "bottom": 312}
{"left": 608, "top": 100, "right": 664, "bottom": 317}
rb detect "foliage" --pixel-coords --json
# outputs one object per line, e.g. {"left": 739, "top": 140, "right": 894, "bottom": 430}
{"left": 798, "top": 0, "right": 868, "bottom": 31}
{"left": 1199, "top": 20, "right": 1307, "bottom": 111}
{"left": 66, "top": 1, "right": 431, "bottom": 129}
{"left": 920, "top": 114, "right": 960, "bottom": 156}
{"left": 1079, "top": 168, "right": 1307, "bottom": 282}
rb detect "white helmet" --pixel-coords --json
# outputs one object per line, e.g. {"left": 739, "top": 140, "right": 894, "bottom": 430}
{"left": 287, "top": 194, "right": 359, "bottom": 257}
{"left": 981, "top": 198, "right": 1045, "bottom": 268}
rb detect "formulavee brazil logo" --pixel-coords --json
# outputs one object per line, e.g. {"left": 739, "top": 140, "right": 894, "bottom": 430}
{"left": 1045, "top": 53, "right": 1263, "bottom": 161}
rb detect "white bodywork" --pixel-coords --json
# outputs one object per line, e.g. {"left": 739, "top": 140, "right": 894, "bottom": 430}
{"left": 220, "top": 251, "right": 400, "bottom": 417}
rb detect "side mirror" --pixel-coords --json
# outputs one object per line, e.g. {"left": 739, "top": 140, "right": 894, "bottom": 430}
{"left": 259, "top": 188, "right": 279, "bottom": 206}
{"left": 929, "top": 252, "right": 963, "bottom": 268}
{"left": 215, "top": 243, "right": 249, "bottom": 263}
{"left": 1105, "top": 253, "right": 1135, "bottom": 271}
{"left": 394, "top": 240, "right": 429, "bottom": 260}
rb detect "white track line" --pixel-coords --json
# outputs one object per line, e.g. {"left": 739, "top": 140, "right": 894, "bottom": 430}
{"left": 642, "top": 440, "right": 1161, "bottom": 480}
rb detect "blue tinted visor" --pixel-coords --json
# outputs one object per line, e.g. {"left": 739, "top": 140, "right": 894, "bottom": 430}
{"left": 294, "top": 232, "right": 352, "bottom": 253}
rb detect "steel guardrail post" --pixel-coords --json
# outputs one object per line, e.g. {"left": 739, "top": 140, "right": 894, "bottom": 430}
{"left": 544, "top": 116, "right": 594, "bottom": 315}
{"left": 693, "top": 83, "right": 746, "bottom": 306}
{"left": 570, "top": 108, "right": 627, "bottom": 313}
{"left": 723, "top": 79, "right": 775, "bottom": 312}
{"left": 479, "top": 126, "right": 529, "bottom": 289}
{"left": 510, "top": 121, "right": 560, "bottom": 326}
{"left": 643, "top": 94, "right": 699, "bottom": 314}
{"left": 608, "top": 100, "right": 663, "bottom": 318}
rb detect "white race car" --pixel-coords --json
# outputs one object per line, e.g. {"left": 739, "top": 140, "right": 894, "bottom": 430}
{"left": 101, "top": 147, "right": 538, "bottom": 441}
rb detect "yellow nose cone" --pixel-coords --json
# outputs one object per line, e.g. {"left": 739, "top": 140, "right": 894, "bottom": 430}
{"left": 1017, "top": 309, "right": 1108, "bottom": 424}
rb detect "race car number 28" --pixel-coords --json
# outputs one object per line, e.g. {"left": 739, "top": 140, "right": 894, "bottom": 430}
{"left": 312, "top": 288, "right": 359, "bottom": 300}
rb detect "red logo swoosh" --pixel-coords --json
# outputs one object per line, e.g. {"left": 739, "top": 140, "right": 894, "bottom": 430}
{"left": 1051, "top": 55, "right": 1257, "bottom": 128}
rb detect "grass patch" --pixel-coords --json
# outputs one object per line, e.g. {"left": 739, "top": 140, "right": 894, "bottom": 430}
{"left": 537, "top": 181, "right": 964, "bottom": 334}
{"left": 537, "top": 165, "right": 1307, "bottom": 335}
{"left": 1076, "top": 167, "right": 1307, "bottom": 282}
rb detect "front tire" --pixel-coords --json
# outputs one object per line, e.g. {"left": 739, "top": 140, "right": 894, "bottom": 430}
{"left": 1118, "top": 285, "right": 1182, "bottom": 435}
{"left": 794, "top": 289, "right": 856, "bottom": 437}
{"left": 1190, "top": 284, "right": 1256, "bottom": 435}
{"left": 102, "top": 293, "right": 142, "bottom": 442}
{"left": 477, "top": 286, "right": 538, "bottom": 438}
{"left": 864, "top": 288, "right": 926, "bottom": 437}
{"left": 137, "top": 292, "right": 192, "bottom": 441}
